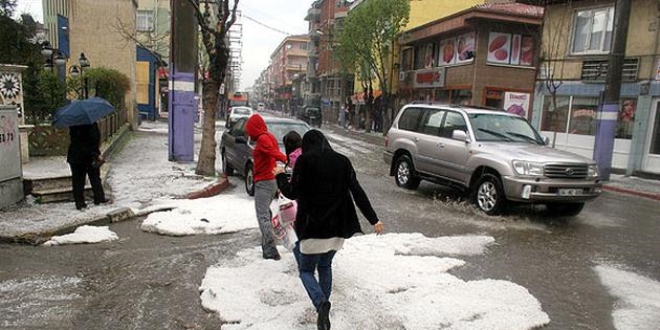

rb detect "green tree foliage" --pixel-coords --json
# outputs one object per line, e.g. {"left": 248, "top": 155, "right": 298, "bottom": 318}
{"left": 81, "top": 67, "right": 131, "bottom": 109}
{"left": 336, "top": 0, "right": 409, "bottom": 131}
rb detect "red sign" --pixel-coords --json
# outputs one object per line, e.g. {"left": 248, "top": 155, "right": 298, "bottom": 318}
{"left": 413, "top": 68, "right": 445, "bottom": 88}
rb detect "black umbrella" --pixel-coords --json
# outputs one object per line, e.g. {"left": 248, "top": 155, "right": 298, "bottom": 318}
{"left": 52, "top": 97, "right": 115, "bottom": 128}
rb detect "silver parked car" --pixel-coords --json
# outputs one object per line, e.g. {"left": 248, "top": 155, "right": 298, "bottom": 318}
{"left": 384, "top": 103, "right": 602, "bottom": 216}
{"left": 220, "top": 116, "right": 310, "bottom": 196}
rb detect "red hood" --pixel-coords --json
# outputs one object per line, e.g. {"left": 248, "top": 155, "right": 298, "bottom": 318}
{"left": 245, "top": 114, "right": 267, "bottom": 139}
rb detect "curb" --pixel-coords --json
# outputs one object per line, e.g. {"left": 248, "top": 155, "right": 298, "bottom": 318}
{"left": 0, "top": 177, "right": 234, "bottom": 245}
{"left": 185, "top": 175, "right": 233, "bottom": 199}
{"left": 0, "top": 207, "right": 135, "bottom": 246}
{"left": 603, "top": 185, "right": 660, "bottom": 201}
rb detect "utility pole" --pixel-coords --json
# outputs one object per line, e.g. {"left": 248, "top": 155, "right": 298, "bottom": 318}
{"left": 593, "top": 0, "right": 632, "bottom": 180}
{"left": 168, "top": 0, "right": 198, "bottom": 161}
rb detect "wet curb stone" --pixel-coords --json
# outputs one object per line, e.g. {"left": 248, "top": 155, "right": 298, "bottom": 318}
{"left": 602, "top": 185, "right": 660, "bottom": 201}
{"left": 0, "top": 176, "right": 233, "bottom": 245}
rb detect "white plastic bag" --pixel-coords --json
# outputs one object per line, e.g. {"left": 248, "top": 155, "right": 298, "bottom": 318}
{"left": 281, "top": 224, "right": 298, "bottom": 251}
{"left": 277, "top": 195, "right": 297, "bottom": 225}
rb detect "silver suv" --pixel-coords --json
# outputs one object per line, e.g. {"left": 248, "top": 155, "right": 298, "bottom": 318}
{"left": 384, "top": 104, "right": 602, "bottom": 216}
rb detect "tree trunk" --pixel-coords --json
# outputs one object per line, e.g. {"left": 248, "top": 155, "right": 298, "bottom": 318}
{"left": 195, "top": 79, "right": 220, "bottom": 176}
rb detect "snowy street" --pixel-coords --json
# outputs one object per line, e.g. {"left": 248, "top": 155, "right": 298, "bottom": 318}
{"left": 1, "top": 121, "right": 659, "bottom": 330}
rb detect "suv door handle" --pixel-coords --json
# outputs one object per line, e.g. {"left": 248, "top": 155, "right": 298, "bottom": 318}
{"left": 413, "top": 137, "right": 420, "bottom": 142}
{"left": 438, "top": 142, "right": 445, "bottom": 148}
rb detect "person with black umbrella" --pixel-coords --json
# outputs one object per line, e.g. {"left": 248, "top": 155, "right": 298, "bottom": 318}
{"left": 53, "top": 97, "right": 116, "bottom": 210}
{"left": 67, "top": 122, "right": 108, "bottom": 210}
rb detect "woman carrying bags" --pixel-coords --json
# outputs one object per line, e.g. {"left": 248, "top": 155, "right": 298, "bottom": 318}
{"left": 274, "top": 129, "right": 384, "bottom": 330}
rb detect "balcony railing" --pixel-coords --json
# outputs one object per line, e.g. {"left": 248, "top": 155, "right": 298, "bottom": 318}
{"left": 305, "top": 8, "right": 321, "bottom": 21}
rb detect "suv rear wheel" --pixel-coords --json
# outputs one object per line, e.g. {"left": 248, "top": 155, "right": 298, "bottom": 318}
{"left": 474, "top": 174, "right": 507, "bottom": 215}
{"left": 394, "top": 155, "right": 421, "bottom": 190}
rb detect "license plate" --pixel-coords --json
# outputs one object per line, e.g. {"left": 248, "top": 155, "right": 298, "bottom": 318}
{"left": 558, "top": 189, "right": 582, "bottom": 196}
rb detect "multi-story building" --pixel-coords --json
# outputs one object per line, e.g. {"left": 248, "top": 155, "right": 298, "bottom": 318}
{"left": 519, "top": 0, "right": 660, "bottom": 176}
{"left": 305, "top": 0, "right": 353, "bottom": 121}
{"left": 42, "top": 0, "right": 138, "bottom": 127}
{"left": 396, "top": 2, "right": 543, "bottom": 112}
{"left": 346, "top": 0, "right": 489, "bottom": 130}
{"left": 269, "top": 35, "right": 309, "bottom": 114}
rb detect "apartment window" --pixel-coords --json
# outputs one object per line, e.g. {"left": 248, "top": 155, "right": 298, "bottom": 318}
{"left": 571, "top": 6, "right": 614, "bottom": 54}
{"left": 300, "top": 43, "right": 308, "bottom": 51}
{"left": 137, "top": 10, "right": 154, "bottom": 31}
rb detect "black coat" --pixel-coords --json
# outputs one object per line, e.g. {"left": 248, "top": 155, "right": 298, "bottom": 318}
{"left": 67, "top": 123, "right": 101, "bottom": 165}
{"left": 276, "top": 148, "right": 379, "bottom": 241}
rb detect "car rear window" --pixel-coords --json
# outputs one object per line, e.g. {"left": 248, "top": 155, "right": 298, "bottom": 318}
{"left": 397, "top": 107, "right": 423, "bottom": 131}
{"left": 233, "top": 108, "right": 252, "bottom": 115}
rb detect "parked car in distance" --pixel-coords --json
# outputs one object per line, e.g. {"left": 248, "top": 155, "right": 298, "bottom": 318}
{"left": 257, "top": 102, "right": 266, "bottom": 111}
{"left": 226, "top": 106, "right": 253, "bottom": 128}
{"left": 297, "top": 106, "right": 322, "bottom": 128}
{"left": 384, "top": 103, "right": 602, "bottom": 217}
{"left": 220, "top": 116, "right": 311, "bottom": 196}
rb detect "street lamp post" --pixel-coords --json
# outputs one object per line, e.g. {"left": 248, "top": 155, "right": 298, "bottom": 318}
{"left": 68, "top": 53, "right": 91, "bottom": 99}
{"left": 40, "top": 41, "right": 66, "bottom": 74}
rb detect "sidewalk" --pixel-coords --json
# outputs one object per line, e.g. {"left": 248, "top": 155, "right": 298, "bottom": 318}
{"left": 0, "top": 121, "right": 231, "bottom": 244}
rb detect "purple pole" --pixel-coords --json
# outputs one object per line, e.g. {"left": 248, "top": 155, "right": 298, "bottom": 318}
{"left": 168, "top": 71, "right": 195, "bottom": 161}
{"left": 593, "top": 103, "right": 618, "bottom": 180}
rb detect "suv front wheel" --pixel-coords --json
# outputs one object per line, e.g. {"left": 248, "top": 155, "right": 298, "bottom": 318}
{"left": 394, "top": 155, "right": 421, "bottom": 190}
{"left": 474, "top": 174, "right": 507, "bottom": 215}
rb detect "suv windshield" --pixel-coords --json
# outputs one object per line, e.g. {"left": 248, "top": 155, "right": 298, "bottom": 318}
{"left": 469, "top": 113, "right": 544, "bottom": 145}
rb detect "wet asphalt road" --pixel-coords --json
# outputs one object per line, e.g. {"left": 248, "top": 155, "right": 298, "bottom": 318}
{"left": 1, "top": 125, "right": 659, "bottom": 330}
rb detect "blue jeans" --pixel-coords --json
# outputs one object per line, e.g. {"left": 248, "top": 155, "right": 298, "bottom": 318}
{"left": 293, "top": 242, "right": 336, "bottom": 312}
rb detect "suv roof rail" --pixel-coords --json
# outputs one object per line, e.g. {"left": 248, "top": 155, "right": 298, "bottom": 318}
{"left": 409, "top": 101, "right": 451, "bottom": 106}
{"left": 449, "top": 104, "right": 506, "bottom": 112}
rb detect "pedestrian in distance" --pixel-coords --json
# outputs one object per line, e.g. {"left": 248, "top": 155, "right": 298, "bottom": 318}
{"left": 273, "top": 129, "right": 384, "bottom": 330}
{"left": 66, "top": 122, "right": 109, "bottom": 210}
{"left": 245, "top": 114, "right": 289, "bottom": 260}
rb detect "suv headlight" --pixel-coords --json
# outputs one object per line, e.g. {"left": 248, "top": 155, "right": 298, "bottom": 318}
{"left": 512, "top": 160, "right": 544, "bottom": 176}
{"left": 588, "top": 164, "right": 599, "bottom": 177}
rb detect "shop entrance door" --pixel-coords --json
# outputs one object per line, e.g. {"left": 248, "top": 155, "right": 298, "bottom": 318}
{"left": 642, "top": 99, "right": 660, "bottom": 174}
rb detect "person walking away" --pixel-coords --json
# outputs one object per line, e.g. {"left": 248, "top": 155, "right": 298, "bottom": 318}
{"left": 245, "top": 114, "right": 288, "bottom": 260}
{"left": 274, "top": 130, "right": 384, "bottom": 330}
{"left": 67, "top": 122, "right": 108, "bottom": 210}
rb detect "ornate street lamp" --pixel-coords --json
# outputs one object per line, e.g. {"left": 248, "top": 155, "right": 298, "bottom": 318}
{"left": 68, "top": 53, "right": 91, "bottom": 99}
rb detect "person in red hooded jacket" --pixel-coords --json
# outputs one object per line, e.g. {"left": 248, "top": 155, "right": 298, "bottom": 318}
{"left": 245, "top": 114, "right": 288, "bottom": 260}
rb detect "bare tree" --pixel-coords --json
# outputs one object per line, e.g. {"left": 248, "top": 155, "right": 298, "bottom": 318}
{"left": 188, "top": 0, "right": 239, "bottom": 176}
{"left": 537, "top": 1, "right": 571, "bottom": 147}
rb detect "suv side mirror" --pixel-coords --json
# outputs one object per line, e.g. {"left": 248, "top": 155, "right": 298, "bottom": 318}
{"left": 543, "top": 136, "right": 550, "bottom": 145}
{"left": 452, "top": 130, "right": 469, "bottom": 142}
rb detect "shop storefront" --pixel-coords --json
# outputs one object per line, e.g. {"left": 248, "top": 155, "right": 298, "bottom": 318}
{"left": 395, "top": 4, "right": 542, "bottom": 115}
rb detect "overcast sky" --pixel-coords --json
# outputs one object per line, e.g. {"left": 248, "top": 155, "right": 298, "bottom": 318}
{"left": 14, "top": 0, "right": 309, "bottom": 90}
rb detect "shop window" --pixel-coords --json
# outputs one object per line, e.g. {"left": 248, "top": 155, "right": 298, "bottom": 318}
{"left": 571, "top": 6, "right": 614, "bottom": 55}
{"left": 650, "top": 102, "right": 660, "bottom": 155}
{"left": 451, "top": 89, "right": 472, "bottom": 105}
{"left": 541, "top": 95, "right": 570, "bottom": 133}
{"left": 568, "top": 97, "right": 598, "bottom": 135}
{"left": 485, "top": 89, "right": 504, "bottom": 108}
{"left": 434, "top": 89, "right": 450, "bottom": 103}
{"left": 616, "top": 98, "right": 636, "bottom": 139}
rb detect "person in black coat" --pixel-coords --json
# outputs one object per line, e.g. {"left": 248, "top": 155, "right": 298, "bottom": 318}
{"left": 67, "top": 122, "right": 108, "bottom": 210}
{"left": 274, "top": 129, "right": 383, "bottom": 330}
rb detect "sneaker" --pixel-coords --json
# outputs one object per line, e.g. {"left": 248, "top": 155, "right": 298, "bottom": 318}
{"left": 76, "top": 203, "right": 87, "bottom": 210}
{"left": 317, "top": 301, "right": 331, "bottom": 330}
{"left": 263, "top": 253, "right": 281, "bottom": 261}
